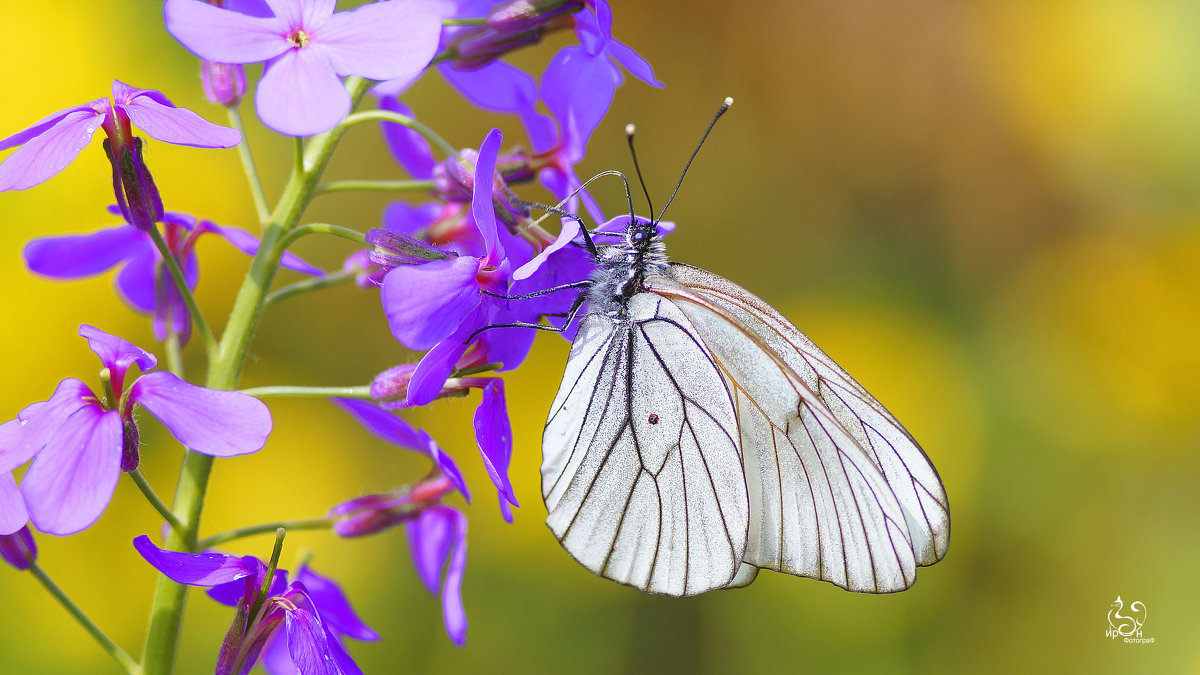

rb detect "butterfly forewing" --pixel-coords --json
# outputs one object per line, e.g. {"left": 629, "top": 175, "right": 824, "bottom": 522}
{"left": 542, "top": 294, "right": 749, "bottom": 596}
{"left": 665, "top": 263, "right": 950, "bottom": 568}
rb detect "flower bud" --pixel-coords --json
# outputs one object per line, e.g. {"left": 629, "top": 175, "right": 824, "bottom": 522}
{"left": 450, "top": 27, "right": 546, "bottom": 69}
{"left": 0, "top": 526, "right": 37, "bottom": 571}
{"left": 201, "top": 61, "right": 247, "bottom": 106}
{"left": 329, "top": 473, "right": 457, "bottom": 538}
{"left": 365, "top": 230, "right": 452, "bottom": 271}
{"left": 104, "top": 137, "right": 164, "bottom": 231}
{"left": 486, "top": 0, "right": 584, "bottom": 34}
{"left": 121, "top": 418, "right": 141, "bottom": 472}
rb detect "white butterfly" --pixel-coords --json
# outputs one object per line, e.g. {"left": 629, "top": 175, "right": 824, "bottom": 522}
{"left": 538, "top": 106, "right": 949, "bottom": 597}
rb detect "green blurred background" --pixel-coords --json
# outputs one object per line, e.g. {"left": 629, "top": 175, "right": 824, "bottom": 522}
{"left": 2, "top": 0, "right": 1197, "bottom": 672}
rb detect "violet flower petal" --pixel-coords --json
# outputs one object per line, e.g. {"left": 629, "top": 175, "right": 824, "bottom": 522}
{"left": 406, "top": 507, "right": 453, "bottom": 594}
{"left": 115, "top": 81, "right": 242, "bottom": 148}
{"left": 382, "top": 201, "right": 442, "bottom": 234}
{"left": 80, "top": 324, "right": 158, "bottom": 376}
{"left": 22, "top": 407, "right": 122, "bottom": 535}
{"left": 0, "top": 100, "right": 105, "bottom": 151}
{"left": 428, "top": 437, "right": 470, "bottom": 501}
{"left": 0, "top": 380, "right": 96, "bottom": 473}
{"left": 116, "top": 246, "right": 159, "bottom": 313}
{"left": 608, "top": 41, "right": 661, "bottom": 86}
{"left": 0, "top": 473, "right": 28, "bottom": 536}
{"left": 379, "top": 98, "right": 435, "bottom": 180}
{"left": 512, "top": 218, "right": 580, "bottom": 281}
{"left": 0, "top": 109, "right": 107, "bottom": 191}
{"left": 130, "top": 371, "right": 272, "bottom": 457}
{"left": 472, "top": 380, "right": 517, "bottom": 519}
{"left": 316, "top": 0, "right": 440, "bottom": 80}
{"left": 404, "top": 322, "right": 473, "bottom": 407}
{"left": 333, "top": 398, "right": 424, "bottom": 451}
{"left": 23, "top": 226, "right": 147, "bottom": 278}
{"left": 283, "top": 589, "right": 340, "bottom": 675}
{"left": 209, "top": 224, "right": 323, "bottom": 275}
{"left": 542, "top": 46, "right": 618, "bottom": 160}
{"left": 471, "top": 129, "right": 503, "bottom": 259}
{"left": 380, "top": 256, "right": 482, "bottom": 350}
{"left": 295, "top": 566, "right": 379, "bottom": 641}
{"left": 439, "top": 61, "right": 537, "bottom": 114}
{"left": 477, "top": 306, "right": 536, "bottom": 373}
{"left": 406, "top": 506, "right": 467, "bottom": 645}
{"left": 133, "top": 534, "right": 256, "bottom": 586}
{"left": 256, "top": 46, "right": 350, "bottom": 136}
{"left": 208, "top": 564, "right": 284, "bottom": 606}
{"left": 164, "top": 0, "right": 289, "bottom": 63}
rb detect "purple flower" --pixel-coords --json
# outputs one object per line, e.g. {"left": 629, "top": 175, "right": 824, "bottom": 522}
{"left": 0, "top": 326, "right": 272, "bottom": 535}
{"left": 406, "top": 505, "right": 468, "bottom": 645}
{"left": 0, "top": 80, "right": 240, "bottom": 193}
{"left": 24, "top": 208, "right": 321, "bottom": 346}
{"left": 0, "top": 526, "right": 36, "bottom": 571}
{"left": 0, "top": 472, "right": 28, "bottom": 536}
{"left": 380, "top": 129, "right": 511, "bottom": 350}
{"left": 202, "top": 60, "right": 248, "bottom": 106}
{"left": 133, "top": 536, "right": 375, "bottom": 675}
{"left": 165, "top": 0, "right": 442, "bottom": 136}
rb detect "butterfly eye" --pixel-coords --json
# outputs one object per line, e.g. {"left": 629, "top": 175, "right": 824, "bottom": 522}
{"left": 647, "top": 414, "right": 659, "bottom": 425}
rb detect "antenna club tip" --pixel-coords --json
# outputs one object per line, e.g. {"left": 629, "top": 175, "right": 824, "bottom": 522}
{"left": 723, "top": 96, "right": 734, "bottom": 107}
{"left": 624, "top": 123, "right": 636, "bottom": 136}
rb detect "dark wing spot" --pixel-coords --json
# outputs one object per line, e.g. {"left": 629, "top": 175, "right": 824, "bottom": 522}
{"left": 648, "top": 414, "right": 660, "bottom": 425}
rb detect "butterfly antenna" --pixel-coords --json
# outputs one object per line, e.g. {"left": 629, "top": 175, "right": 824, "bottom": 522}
{"left": 656, "top": 96, "right": 733, "bottom": 223}
{"left": 625, "top": 124, "right": 653, "bottom": 222}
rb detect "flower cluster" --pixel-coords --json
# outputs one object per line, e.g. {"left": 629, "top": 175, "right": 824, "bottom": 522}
{"left": 0, "top": 0, "right": 656, "bottom": 670}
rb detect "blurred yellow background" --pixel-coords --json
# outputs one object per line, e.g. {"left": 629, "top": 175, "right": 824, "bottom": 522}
{"left": 2, "top": 0, "right": 1198, "bottom": 672}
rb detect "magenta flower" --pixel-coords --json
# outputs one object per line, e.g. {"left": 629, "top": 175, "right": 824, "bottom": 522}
{"left": 380, "top": 128, "right": 511, "bottom": 350}
{"left": 0, "top": 80, "right": 240, "bottom": 193}
{"left": 0, "top": 472, "right": 27, "bottom": 536}
{"left": 0, "top": 326, "right": 272, "bottom": 535}
{"left": 24, "top": 208, "right": 321, "bottom": 345}
{"left": 164, "top": 0, "right": 442, "bottom": 136}
{"left": 133, "top": 536, "right": 375, "bottom": 675}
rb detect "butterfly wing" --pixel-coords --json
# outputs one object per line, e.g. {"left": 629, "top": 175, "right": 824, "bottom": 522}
{"left": 542, "top": 293, "right": 749, "bottom": 596}
{"left": 653, "top": 264, "right": 949, "bottom": 592}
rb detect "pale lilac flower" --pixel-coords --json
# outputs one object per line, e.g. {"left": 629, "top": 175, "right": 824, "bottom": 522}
{"left": 24, "top": 208, "right": 320, "bottom": 345}
{"left": 165, "top": 0, "right": 442, "bottom": 136}
{"left": 0, "top": 326, "right": 272, "bottom": 535}
{"left": 0, "top": 472, "right": 27, "bottom": 536}
{"left": 0, "top": 80, "right": 240, "bottom": 192}
{"left": 133, "top": 536, "right": 375, "bottom": 675}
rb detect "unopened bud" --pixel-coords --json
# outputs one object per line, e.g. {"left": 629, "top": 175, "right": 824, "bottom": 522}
{"left": 365, "top": 230, "right": 452, "bottom": 271}
{"left": 104, "top": 137, "right": 164, "bottom": 231}
{"left": 0, "top": 526, "right": 37, "bottom": 571}
{"left": 201, "top": 61, "right": 246, "bottom": 106}
{"left": 121, "top": 419, "right": 141, "bottom": 472}
{"left": 450, "top": 27, "right": 545, "bottom": 70}
{"left": 486, "top": 0, "right": 585, "bottom": 34}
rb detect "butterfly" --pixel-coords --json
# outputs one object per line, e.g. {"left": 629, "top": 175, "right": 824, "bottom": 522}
{"left": 537, "top": 99, "right": 949, "bottom": 596}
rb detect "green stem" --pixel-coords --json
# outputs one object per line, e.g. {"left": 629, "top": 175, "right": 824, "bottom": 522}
{"left": 29, "top": 563, "right": 141, "bottom": 675}
{"left": 278, "top": 222, "right": 366, "bottom": 250}
{"left": 263, "top": 270, "right": 360, "bottom": 310}
{"left": 147, "top": 228, "right": 216, "bottom": 359}
{"left": 316, "top": 179, "right": 435, "bottom": 195}
{"left": 140, "top": 77, "right": 375, "bottom": 675}
{"left": 227, "top": 106, "right": 271, "bottom": 225}
{"left": 340, "top": 109, "right": 457, "bottom": 158}
{"left": 239, "top": 385, "right": 372, "bottom": 399}
{"left": 128, "top": 470, "right": 186, "bottom": 535}
{"left": 197, "top": 518, "right": 332, "bottom": 550}
{"left": 442, "top": 17, "right": 486, "bottom": 26}
{"left": 162, "top": 333, "right": 184, "bottom": 379}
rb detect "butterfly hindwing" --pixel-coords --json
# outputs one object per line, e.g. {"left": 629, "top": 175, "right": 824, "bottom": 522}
{"left": 651, "top": 265, "right": 947, "bottom": 592}
{"left": 542, "top": 294, "right": 749, "bottom": 596}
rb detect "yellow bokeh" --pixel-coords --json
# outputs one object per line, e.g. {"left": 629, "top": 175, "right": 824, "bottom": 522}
{"left": 1, "top": 1, "right": 1198, "bottom": 673}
